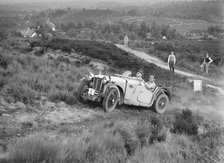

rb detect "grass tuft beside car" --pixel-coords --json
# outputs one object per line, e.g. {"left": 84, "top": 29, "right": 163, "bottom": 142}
{"left": 77, "top": 71, "right": 171, "bottom": 114}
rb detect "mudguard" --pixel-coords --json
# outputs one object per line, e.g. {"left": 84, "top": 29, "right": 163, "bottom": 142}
{"left": 103, "top": 84, "right": 121, "bottom": 100}
{"left": 154, "top": 86, "right": 171, "bottom": 101}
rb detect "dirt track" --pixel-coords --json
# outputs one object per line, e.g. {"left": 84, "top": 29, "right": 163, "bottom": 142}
{"left": 115, "top": 44, "right": 224, "bottom": 95}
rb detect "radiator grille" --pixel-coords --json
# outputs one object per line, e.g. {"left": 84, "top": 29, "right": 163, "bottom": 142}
{"left": 93, "top": 77, "right": 103, "bottom": 92}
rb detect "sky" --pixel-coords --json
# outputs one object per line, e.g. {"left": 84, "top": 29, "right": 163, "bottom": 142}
{"left": 0, "top": 0, "right": 192, "bottom": 5}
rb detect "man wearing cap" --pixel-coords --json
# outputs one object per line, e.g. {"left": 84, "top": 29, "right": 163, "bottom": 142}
{"left": 146, "top": 75, "right": 156, "bottom": 90}
{"left": 136, "top": 70, "right": 143, "bottom": 78}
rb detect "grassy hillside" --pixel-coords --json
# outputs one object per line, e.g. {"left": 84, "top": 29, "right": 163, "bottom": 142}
{"left": 152, "top": 1, "right": 224, "bottom": 23}
{"left": 46, "top": 38, "right": 185, "bottom": 86}
{"left": 49, "top": 9, "right": 118, "bottom": 23}
{"left": 0, "top": 38, "right": 181, "bottom": 106}
{"left": 133, "top": 39, "right": 224, "bottom": 78}
{"left": 1, "top": 38, "right": 224, "bottom": 163}
{"left": 5, "top": 110, "right": 224, "bottom": 163}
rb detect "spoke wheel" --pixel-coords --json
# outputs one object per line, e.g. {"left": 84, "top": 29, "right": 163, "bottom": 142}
{"left": 153, "top": 93, "right": 169, "bottom": 114}
{"left": 77, "top": 80, "right": 89, "bottom": 103}
{"left": 103, "top": 88, "right": 119, "bottom": 112}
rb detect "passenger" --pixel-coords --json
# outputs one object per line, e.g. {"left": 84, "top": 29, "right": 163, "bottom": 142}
{"left": 136, "top": 70, "right": 144, "bottom": 78}
{"left": 146, "top": 75, "right": 156, "bottom": 90}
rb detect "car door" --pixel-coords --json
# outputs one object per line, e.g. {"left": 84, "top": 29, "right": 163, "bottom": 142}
{"left": 124, "top": 79, "right": 142, "bottom": 105}
{"left": 137, "top": 82, "right": 153, "bottom": 105}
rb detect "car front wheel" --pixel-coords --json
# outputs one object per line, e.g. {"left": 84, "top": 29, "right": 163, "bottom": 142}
{"left": 153, "top": 93, "right": 169, "bottom": 114}
{"left": 103, "top": 88, "right": 119, "bottom": 112}
{"left": 76, "top": 80, "right": 89, "bottom": 103}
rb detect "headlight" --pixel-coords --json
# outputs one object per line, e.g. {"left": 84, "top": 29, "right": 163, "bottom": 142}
{"left": 102, "top": 77, "right": 107, "bottom": 84}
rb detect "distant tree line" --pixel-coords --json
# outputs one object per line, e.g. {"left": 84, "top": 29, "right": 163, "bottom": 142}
{"left": 57, "top": 19, "right": 178, "bottom": 42}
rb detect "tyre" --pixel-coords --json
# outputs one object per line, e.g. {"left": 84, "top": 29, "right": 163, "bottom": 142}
{"left": 103, "top": 88, "right": 119, "bottom": 112}
{"left": 76, "top": 80, "right": 89, "bottom": 103}
{"left": 153, "top": 93, "right": 169, "bottom": 114}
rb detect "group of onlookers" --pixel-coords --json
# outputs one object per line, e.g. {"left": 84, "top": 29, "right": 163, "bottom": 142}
{"left": 167, "top": 51, "right": 213, "bottom": 74}
{"left": 124, "top": 35, "right": 213, "bottom": 74}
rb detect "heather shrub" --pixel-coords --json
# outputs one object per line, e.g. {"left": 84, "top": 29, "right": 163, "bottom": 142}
{"left": 0, "top": 53, "right": 11, "bottom": 69}
{"left": 194, "top": 122, "right": 224, "bottom": 162}
{"left": 135, "top": 115, "right": 167, "bottom": 147}
{"left": 172, "top": 109, "right": 199, "bottom": 135}
{"left": 135, "top": 121, "right": 151, "bottom": 148}
{"left": 0, "top": 50, "right": 90, "bottom": 105}
{"left": 130, "top": 134, "right": 198, "bottom": 163}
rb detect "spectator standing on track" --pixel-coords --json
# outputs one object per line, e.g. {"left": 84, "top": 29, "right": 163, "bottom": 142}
{"left": 201, "top": 53, "right": 213, "bottom": 74}
{"left": 124, "top": 35, "right": 129, "bottom": 47}
{"left": 168, "top": 51, "right": 176, "bottom": 73}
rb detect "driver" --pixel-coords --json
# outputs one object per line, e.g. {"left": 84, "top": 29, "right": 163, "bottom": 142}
{"left": 146, "top": 75, "right": 156, "bottom": 90}
{"left": 136, "top": 70, "right": 144, "bottom": 78}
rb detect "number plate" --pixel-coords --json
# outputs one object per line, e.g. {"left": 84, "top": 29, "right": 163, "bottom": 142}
{"left": 88, "top": 88, "right": 95, "bottom": 95}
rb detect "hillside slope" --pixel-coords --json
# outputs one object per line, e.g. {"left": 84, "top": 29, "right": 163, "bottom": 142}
{"left": 116, "top": 44, "right": 224, "bottom": 93}
{"left": 151, "top": 1, "right": 224, "bottom": 23}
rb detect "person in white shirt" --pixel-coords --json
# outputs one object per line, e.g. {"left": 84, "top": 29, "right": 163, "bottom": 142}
{"left": 201, "top": 53, "right": 213, "bottom": 74}
{"left": 146, "top": 75, "right": 156, "bottom": 91}
{"left": 124, "top": 35, "right": 129, "bottom": 47}
{"left": 168, "top": 51, "right": 176, "bottom": 73}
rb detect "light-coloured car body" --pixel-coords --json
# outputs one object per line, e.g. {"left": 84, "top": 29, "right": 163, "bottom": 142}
{"left": 77, "top": 71, "right": 171, "bottom": 113}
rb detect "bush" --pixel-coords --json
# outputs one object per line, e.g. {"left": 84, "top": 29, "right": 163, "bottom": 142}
{"left": 194, "top": 122, "right": 224, "bottom": 162}
{"left": 0, "top": 53, "right": 11, "bottom": 69}
{"left": 135, "top": 116, "right": 167, "bottom": 147}
{"left": 155, "top": 42, "right": 174, "bottom": 52}
{"left": 172, "top": 109, "right": 199, "bottom": 135}
{"left": 130, "top": 134, "right": 198, "bottom": 163}
{"left": 135, "top": 121, "right": 151, "bottom": 148}
{"left": 48, "top": 90, "right": 78, "bottom": 105}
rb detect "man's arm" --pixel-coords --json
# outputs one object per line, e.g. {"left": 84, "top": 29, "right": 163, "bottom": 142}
{"left": 168, "top": 55, "right": 170, "bottom": 63}
{"left": 145, "top": 82, "right": 156, "bottom": 89}
{"left": 208, "top": 57, "right": 213, "bottom": 64}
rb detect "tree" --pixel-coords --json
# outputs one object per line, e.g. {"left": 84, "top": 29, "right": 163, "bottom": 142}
{"left": 150, "top": 22, "right": 162, "bottom": 39}
{"left": 84, "top": 19, "right": 96, "bottom": 29}
{"left": 127, "top": 9, "right": 138, "bottom": 16}
{"left": 139, "top": 22, "right": 148, "bottom": 39}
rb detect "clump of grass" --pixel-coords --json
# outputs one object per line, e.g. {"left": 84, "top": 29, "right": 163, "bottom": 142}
{"left": 135, "top": 121, "right": 151, "bottom": 148}
{"left": 130, "top": 134, "right": 198, "bottom": 163}
{"left": 112, "top": 125, "right": 139, "bottom": 156}
{"left": 8, "top": 134, "right": 60, "bottom": 163}
{"left": 57, "top": 137, "right": 86, "bottom": 163}
{"left": 84, "top": 131, "right": 127, "bottom": 163}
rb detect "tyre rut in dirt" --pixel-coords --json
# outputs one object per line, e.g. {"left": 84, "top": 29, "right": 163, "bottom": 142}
{"left": 77, "top": 80, "right": 89, "bottom": 103}
{"left": 153, "top": 93, "right": 169, "bottom": 114}
{"left": 103, "top": 88, "right": 119, "bottom": 112}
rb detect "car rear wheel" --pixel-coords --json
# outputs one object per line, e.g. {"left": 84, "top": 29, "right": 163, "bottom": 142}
{"left": 77, "top": 80, "right": 89, "bottom": 103}
{"left": 153, "top": 93, "right": 169, "bottom": 114}
{"left": 103, "top": 88, "right": 119, "bottom": 112}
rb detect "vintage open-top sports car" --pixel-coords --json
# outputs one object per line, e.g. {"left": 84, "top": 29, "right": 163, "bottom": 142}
{"left": 77, "top": 71, "right": 171, "bottom": 114}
